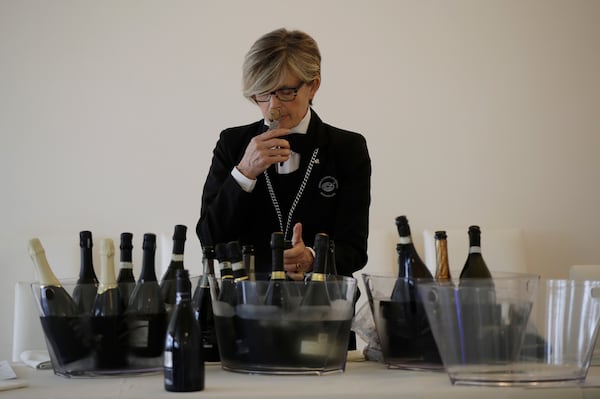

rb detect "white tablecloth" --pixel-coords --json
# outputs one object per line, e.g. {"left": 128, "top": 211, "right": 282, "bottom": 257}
{"left": 5, "top": 355, "right": 600, "bottom": 399}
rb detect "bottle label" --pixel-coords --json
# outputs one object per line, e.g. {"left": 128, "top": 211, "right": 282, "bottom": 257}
{"left": 300, "top": 333, "right": 329, "bottom": 356}
{"left": 398, "top": 236, "right": 412, "bottom": 244}
{"left": 128, "top": 320, "right": 150, "bottom": 348}
{"left": 469, "top": 246, "right": 482, "bottom": 254}
{"left": 311, "top": 273, "right": 326, "bottom": 282}
{"left": 171, "top": 254, "right": 184, "bottom": 262}
{"left": 271, "top": 271, "right": 286, "bottom": 280}
{"left": 120, "top": 262, "right": 133, "bottom": 270}
{"left": 164, "top": 350, "right": 173, "bottom": 368}
{"left": 231, "top": 261, "right": 244, "bottom": 272}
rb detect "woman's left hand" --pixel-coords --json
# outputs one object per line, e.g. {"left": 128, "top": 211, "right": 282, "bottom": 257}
{"left": 284, "top": 223, "right": 314, "bottom": 280}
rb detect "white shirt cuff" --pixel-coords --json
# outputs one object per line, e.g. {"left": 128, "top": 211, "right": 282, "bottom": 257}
{"left": 306, "top": 246, "right": 316, "bottom": 261}
{"left": 231, "top": 167, "right": 257, "bottom": 193}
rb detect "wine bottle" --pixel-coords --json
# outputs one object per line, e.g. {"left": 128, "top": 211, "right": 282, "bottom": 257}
{"left": 228, "top": 241, "right": 250, "bottom": 304}
{"left": 160, "top": 224, "right": 187, "bottom": 315}
{"left": 192, "top": 245, "right": 220, "bottom": 362}
{"left": 164, "top": 269, "right": 204, "bottom": 392}
{"left": 91, "top": 238, "right": 127, "bottom": 368}
{"left": 117, "top": 232, "right": 135, "bottom": 307}
{"left": 215, "top": 242, "right": 235, "bottom": 306}
{"left": 125, "top": 233, "right": 167, "bottom": 358}
{"left": 459, "top": 225, "right": 492, "bottom": 279}
{"left": 242, "top": 244, "right": 256, "bottom": 281}
{"left": 72, "top": 230, "right": 98, "bottom": 314}
{"left": 300, "top": 233, "right": 331, "bottom": 307}
{"left": 434, "top": 231, "right": 452, "bottom": 281}
{"left": 264, "top": 232, "right": 293, "bottom": 309}
{"left": 27, "top": 238, "right": 88, "bottom": 364}
{"left": 391, "top": 216, "right": 433, "bottom": 301}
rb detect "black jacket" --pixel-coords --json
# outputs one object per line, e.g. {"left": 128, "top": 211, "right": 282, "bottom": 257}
{"left": 196, "top": 110, "right": 371, "bottom": 276}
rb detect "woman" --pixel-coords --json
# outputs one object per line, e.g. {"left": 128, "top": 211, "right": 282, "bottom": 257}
{"left": 196, "top": 28, "right": 371, "bottom": 280}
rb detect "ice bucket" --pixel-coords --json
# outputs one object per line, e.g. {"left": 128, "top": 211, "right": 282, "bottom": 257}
{"left": 418, "top": 277, "right": 600, "bottom": 386}
{"left": 362, "top": 274, "right": 443, "bottom": 369}
{"left": 30, "top": 278, "right": 190, "bottom": 377}
{"left": 209, "top": 275, "right": 357, "bottom": 375}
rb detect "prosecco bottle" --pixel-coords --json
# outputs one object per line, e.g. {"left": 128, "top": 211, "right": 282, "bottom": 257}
{"left": 192, "top": 245, "right": 220, "bottom": 362}
{"left": 434, "top": 231, "right": 452, "bottom": 281}
{"left": 384, "top": 218, "right": 441, "bottom": 364}
{"left": 325, "top": 239, "right": 342, "bottom": 301}
{"left": 300, "top": 233, "right": 331, "bottom": 307}
{"left": 228, "top": 241, "right": 250, "bottom": 304}
{"left": 164, "top": 269, "right": 204, "bottom": 392}
{"left": 459, "top": 225, "right": 495, "bottom": 302}
{"left": 117, "top": 232, "right": 135, "bottom": 307}
{"left": 264, "top": 232, "right": 293, "bottom": 309}
{"left": 215, "top": 242, "right": 235, "bottom": 306}
{"left": 459, "top": 225, "right": 497, "bottom": 361}
{"left": 72, "top": 230, "right": 98, "bottom": 314}
{"left": 160, "top": 224, "right": 187, "bottom": 315}
{"left": 391, "top": 216, "right": 433, "bottom": 301}
{"left": 27, "top": 238, "right": 88, "bottom": 365}
{"left": 125, "top": 233, "right": 167, "bottom": 358}
{"left": 91, "top": 238, "right": 127, "bottom": 368}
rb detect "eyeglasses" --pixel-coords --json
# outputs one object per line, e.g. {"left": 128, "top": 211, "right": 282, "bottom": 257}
{"left": 254, "top": 82, "right": 304, "bottom": 103}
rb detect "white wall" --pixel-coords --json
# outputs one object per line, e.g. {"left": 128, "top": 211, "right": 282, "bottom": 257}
{"left": 1, "top": 0, "right": 599, "bottom": 362}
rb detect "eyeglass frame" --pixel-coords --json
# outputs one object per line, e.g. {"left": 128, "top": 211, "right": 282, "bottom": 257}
{"left": 253, "top": 82, "right": 305, "bottom": 103}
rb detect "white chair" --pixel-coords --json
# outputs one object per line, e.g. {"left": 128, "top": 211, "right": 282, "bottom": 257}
{"left": 422, "top": 227, "right": 529, "bottom": 277}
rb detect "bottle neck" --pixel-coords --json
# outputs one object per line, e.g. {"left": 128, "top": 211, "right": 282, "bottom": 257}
{"left": 99, "top": 251, "right": 118, "bottom": 294}
{"left": 79, "top": 247, "right": 97, "bottom": 282}
{"left": 172, "top": 239, "right": 185, "bottom": 256}
{"left": 140, "top": 249, "right": 157, "bottom": 282}
{"left": 29, "top": 243, "right": 61, "bottom": 287}
{"left": 120, "top": 249, "right": 132, "bottom": 263}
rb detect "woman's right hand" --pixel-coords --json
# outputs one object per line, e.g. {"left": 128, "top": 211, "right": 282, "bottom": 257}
{"left": 236, "top": 128, "right": 291, "bottom": 179}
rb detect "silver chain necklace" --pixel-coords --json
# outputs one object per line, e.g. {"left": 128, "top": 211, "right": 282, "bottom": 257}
{"left": 263, "top": 148, "right": 319, "bottom": 240}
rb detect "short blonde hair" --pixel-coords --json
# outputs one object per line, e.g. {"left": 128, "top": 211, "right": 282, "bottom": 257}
{"left": 242, "top": 28, "right": 321, "bottom": 101}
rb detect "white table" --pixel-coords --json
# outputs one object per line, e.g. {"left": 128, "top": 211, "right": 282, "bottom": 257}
{"left": 5, "top": 355, "right": 600, "bottom": 399}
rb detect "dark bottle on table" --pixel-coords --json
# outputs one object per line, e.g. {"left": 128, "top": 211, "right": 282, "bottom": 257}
{"left": 434, "top": 231, "right": 452, "bottom": 281}
{"left": 264, "top": 232, "right": 294, "bottom": 309}
{"left": 215, "top": 242, "right": 235, "bottom": 306}
{"left": 164, "top": 269, "right": 204, "bottom": 392}
{"left": 91, "top": 238, "right": 127, "bottom": 369}
{"left": 117, "top": 232, "right": 135, "bottom": 307}
{"left": 391, "top": 216, "right": 433, "bottom": 301}
{"left": 300, "top": 233, "right": 331, "bottom": 307}
{"left": 192, "top": 245, "right": 220, "bottom": 362}
{"left": 160, "top": 224, "right": 187, "bottom": 316}
{"left": 242, "top": 244, "right": 256, "bottom": 281}
{"left": 72, "top": 230, "right": 98, "bottom": 314}
{"left": 125, "top": 233, "right": 167, "bottom": 358}
{"left": 27, "top": 238, "right": 88, "bottom": 364}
